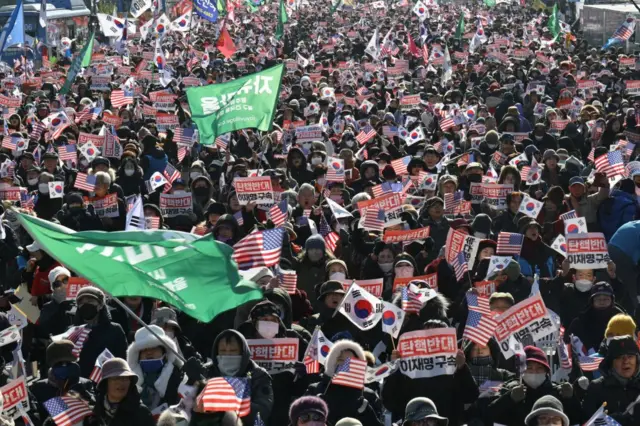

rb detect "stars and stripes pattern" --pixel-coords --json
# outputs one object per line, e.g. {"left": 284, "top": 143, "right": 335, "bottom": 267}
{"left": 401, "top": 286, "right": 423, "bottom": 314}
{"left": 319, "top": 214, "right": 340, "bottom": 253}
{"left": 64, "top": 326, "right": 90, "bottom": 358}
{"left": 110, "top": 89, "right": 134, "bottom": 108}
{"left": 594, "top": 151, "right": 625, "bottom": 177}
{"left": 464, "top": 293, "right": 498, "bottom": 346}
{"left": 440, "top": 116, "right": 455, "bottom": 131}
{"left": 390, "top": 155, "right": 411, "bottom": 176}
{"left": 451, "top": 252, "right": 469, "bottom": 281}
{"left": 278, "top": 269, "right": 298, "bottom": 293}
{"left": 304, "top": 356, "right": 320, "bottom": 374}
{"left": 444, "top": 190, "right": 464, "bottom": 213}
{"left": 1, "top": 135, "right": 18, "bottom": 150}
{"left": 331, "top": 358, "right": 367, "bottom": 390}
{"left": 355, "top": 125, "right": 376, "bottom": 144}
{"left": 89, "top": 349, "right": 114, "bottom": 383}
{"left": 173, "top": 128, "right": 195, "bottom": 144}
{"left": 559, "top": 210, "right": 577, "bottom": 221}
{"left": 58, "top": 144, "right": 78, "bottom": 162}
{"left": 43, "top": 396, "right": 93, "bottom": 426}
{"left": 215, "top": 134, "right": 230, "bottom": 150}
{"left": 269, "top": 198, "right": 288, "bottom": 227}
{"left": 587, "top": 147, "right": 595, "bottom": 163}
{"left": 75, "top": 107, "right": 102, "bottom": 124}
{"left": 163, "top": 163, "right": 181, "bottom": 192}
{"left": 20, "top": 192, "right": 37, "bottom": 210}
{"left": 145, "top": 216, "right": 161, "bottom": 229}
{"left": 232, "top": 228, "right": 285, "bottom": 269}
{"left": 578, "top": 355, "right": 604, "bottom": 372}
{"left": 197, "top": 377, "right": 251, "bottom": 417}
{"left": 29, "top": 121, "right": 46, "bottom": 142}
{"left": 74, "top": 173, "right": 97, "bottom": 192}
{"left": 496, "top": 232, "right": 524, "bottom": 256}
{"left": 362, "top": 208, "right": 386, "bottom": 232}
{"left": 233, "top": 210, "right": 244, "bottom": 227}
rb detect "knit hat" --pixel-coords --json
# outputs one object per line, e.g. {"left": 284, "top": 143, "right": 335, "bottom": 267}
{"left": 305, "top": 234, "right": 326, "bottom": 251}
{"left": 605, "top": 314, "right": 637, "bottom": 338}
{"left": 590, "top": 282, "right": 615, "bottom": 302}
{"left": 46, "top": 340, "right": 77, "bottom": 367}
{"left": 76, "top": 286, "right": 105, "bottom": 306}
{"left": 524, "top": 345, "right": 550, "bottom": 372}
{"left": 249, "top": 300, "right": 282, "bottom": 321}
{"left": 470, "top": 214, "right": 492, "bottom": 236}
{"left": 48, "top": 266, "right": 71, "bottom": 286}
{"left": 524, "top": 395, "right": 569, "bottom": 426}
{"left": 335, "top": 419, "right": 363, "bottom": 426}
{"left": 402, "top": 397, "right": 448, "bottom": 426}
{"left": 326, "top": 259, "right": 348, "bottom": 273}
{"left": 542, "top": 149, "right": 560, "bottom": 163}
{"left": 100, "top": 357, "right": 138, "bottom": 385}
{"left": 289, "top": 396, "right": 328, "bottom": 425}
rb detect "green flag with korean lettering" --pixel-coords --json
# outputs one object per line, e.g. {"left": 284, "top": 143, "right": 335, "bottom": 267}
{"left": 187, "top": 64, "right": 284, "bottom": 144}
{"left": 17, "top": 213, "right": 263, "bottom": 322}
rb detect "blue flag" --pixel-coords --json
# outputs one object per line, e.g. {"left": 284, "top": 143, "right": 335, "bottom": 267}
{"left": 194, "top": 0, "right": 219, "bottom": 23}
{"left": 0, "top": 0, "right": 25, "bottom": 55}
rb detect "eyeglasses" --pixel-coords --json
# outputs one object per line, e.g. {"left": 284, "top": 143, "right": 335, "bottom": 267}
{"left": 52, "top": 278, "right": 69, "bottom": 288}
{"left": 298, "top": 412, "right": 326, "bottom": 423}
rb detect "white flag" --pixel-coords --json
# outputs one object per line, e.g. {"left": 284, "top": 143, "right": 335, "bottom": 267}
{"left": 126, "top": 195, "right": 146, "bottom": 231}
{"left": 48, "top": 181, "right": 64, "bottom": 199}
{"left": 442, "top": 44, "right": 452, "bottom": 86}
{"left": 365, "top": 29, "right": 380, "bottom": 60}
{"left": 365, "top": 362, "right": 398, "bottom": 384}
{"left": 486, "top": 255, "right": 512, "bottom": 279}
{"left": 469, "top": 21, "right": 488, "bottom": 53}
{"left": 170, "top": 11, "right": 192, "bottom": 32}
{"left": 130, "top": 0, "right": 153, "bottom": 18}
{"left": 148, "top": 172, "right": 168, "bottom": 191}
{"left": 381, "top": 301, "right": 405, "bottom": 338}
{"left": 297, "top": 52, "right": 309, "bottom": 68}
{"left": 337, "top": 283, "right": 384, "bottom": 330}
{"left": 550, "top": 234, "right": 567, "bottom": 257}
{"left": 413, "top": 1, "right": 430, "bottom": 22}
{"left": 518, "top": 194, "right": 544, "bottom": 219}
{"left": 39, "top": 0, "right": 47, "bottom": 28}
{"left": 326, "top": 197, "right": 353, "bottom": 219}
{"left": 509, "top": 152, "right": 528, "bottom": 167}
{"left": 79, "top": 141, "right": 100, "bottom": 162}
{"left": 564, "top": 217, "right": 588, "bottom": 235}
{"left": 406, "top": 127, "right": 425, "bottom": 145}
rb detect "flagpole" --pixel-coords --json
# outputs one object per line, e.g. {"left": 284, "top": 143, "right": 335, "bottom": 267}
{"left": 110, "top": 296, "right": 187, "bottom": 363}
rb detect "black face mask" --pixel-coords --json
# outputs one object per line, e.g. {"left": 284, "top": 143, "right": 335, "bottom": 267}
{"left": 467, "top": 174, "right": 482, "bottom": 183}
{"left": 193, "top": 187, "right": 210, "bottom": 197}
{"left": 78, "top": 304, "right": 98, "bottom": 321}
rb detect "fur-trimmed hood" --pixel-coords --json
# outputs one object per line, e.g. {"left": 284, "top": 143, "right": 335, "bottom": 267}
{"left": 126, "top": 325, "right": 184, "bottom": 397}
{"left": 323, "top": 340, "right": 365, "bottom": 377}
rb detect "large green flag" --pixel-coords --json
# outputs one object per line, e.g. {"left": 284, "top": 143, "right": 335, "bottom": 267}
{"left": 275, "top": 0, "right": 288, "bottom": 40}
{"left": 60, "top": 32, "right": 95, "bottom": 95}
{"left": 18, "top": 214, "right": 263, "bottom": 322}
{"left": 483, "top": 0, "right": 496, "bottom": 6}
{"left": 187, "top": 64, "right": 284, "bottom": 144}
{"left": 216, "top": 0, "right": 227, "bottom": 15}
{"left": 454, "top": 13, "right": 465, "bottom": 40}
{"left": 548, "top": 4, "right": 560, "bottom": 40}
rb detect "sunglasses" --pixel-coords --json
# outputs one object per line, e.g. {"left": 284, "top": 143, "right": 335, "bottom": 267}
{"left": 53, "top": 277, "right": 69, "bottom": 288}
{"left": 299, "top": 412, "right": 326, "bottom": 422}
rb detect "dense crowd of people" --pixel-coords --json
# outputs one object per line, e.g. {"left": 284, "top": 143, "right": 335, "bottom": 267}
{"left": 1, "top": 0, "right": 640, "bottom": 425}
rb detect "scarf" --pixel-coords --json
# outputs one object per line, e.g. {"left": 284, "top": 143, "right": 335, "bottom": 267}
{"left": 468, "top": 356, "right": 494, "bottom": 386}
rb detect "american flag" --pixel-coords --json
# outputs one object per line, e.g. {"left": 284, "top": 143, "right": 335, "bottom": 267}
{"left": 390, "top": 156, "right": 411, "bottom": 175}
{"left": 464, "top": 293, "right": 498, "bottom": 346}
{"left": 496, "top": 232, "right": 524, "bottom": 256}
{"left": 559, "top": 210, "right": 577, "bottom": 221}
{"left": 33, "top": 145, "right": 41, "bottom": 165}
{"left": 58, "top": 145, "right": 78, "bottom": 162}
{"left": 74, "top": 173, "right": 97, "bottom": 192}
{"left": 163, "top": 163, "right": 180, "bottom": 183}
{"left": 304, "top": 356, "right": 320, "bottom": 374}
{"left": 319, "top": 215, "right": 339, "bottom": 253}
{"left": 232, "top": 228, "right": 284, "bottom": 269}
{"left": 145, "top": 216, "right": 161, "bottom": 229}
{"left": 583, "top": 406, "right": 621, "bottom": 426}
{"left": 578, "top": 355, "right": 604, "bottom": 372}
{"left": 30, "top": 121, "right": 46, "bottom": 142}
{"left": 233, "top": 210, "right": 244, "bottom": 226}
{"left": 197, "top": 377, "right": 251, "bottom": 416}
{"left": 61, "top": 326, "right": 91, "bottom": 358}
{"left": 401, "top": 286, "right": 423, "bottom": 313}
{"left": 587, "top": 147, "right": 595, "bottom": 163}
{"left": 362, "top": 208, "right": 386, "bottom": 232}
{"left": 355, "top": 125, "right": 376, "bottom": 144}
{"left": 278, "top": 269, "right": 298, "bottom": 293}
{"left": 20, "top": 192, "right": 36, "bottom": 210}
{"left": 75, "top": 107, "right": 102, "bottom": 124}
{"left": 326, "top": 157, "right": 345, "bottom": 182}
{"left": 173, "top": 128, "right": 195, "bottom": 144}
{"left": 612, "top": 20, "right": 635, "bottom": 41}
{"left": 269, "top": 198, "right": 288, "bottom": 226}
{"left": 177, "top": 146, "right": 187, "bottom": 163}
{"left": 89, "top": 349, "right": 114, "bottom": 383}
{"left": 44, "top": 396, "right": 93, "bottom": 426}
{"left": 440, "top": 117, "right": 455, "bottom": 131}
{"left": 594, "top": 151, "right": 625, "bottom": 177}
{"left": 215, "top": 134, "right": 230, "bottom": 151}
{"left": 1, "top": 135, "right": 17, "bottom": 150}
{"left": 492, "top": 151, "right": 507, "bottom": 165}
{"left": 331, "top": 358, "right": 367, "bottom": 390}
{"left": 444, "top": 190, "right": 464, "bottom": 213}
{"left": 451, "top": 252, "right": 469, "bottom": 281}
{"left": 110, "top": 89, "right": 134, "bottom": 109}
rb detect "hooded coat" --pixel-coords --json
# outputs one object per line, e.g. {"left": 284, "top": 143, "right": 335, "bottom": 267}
{"left": 126, "top": 325, "right": 185, "bottom": 411}
{"left": 305, "top": 340, "right": 383, "bottom": 426}
{"left": 85, "top": 379, "right": 154, "bottom": 426}
{"left": 191, "top": 329, "right": 273, "bottom": 426}
{"left": 115, "top": 157, "right": 147, "bottom": 197}
{"left": 287, "top": 147, "right": 314, "bottom": 186}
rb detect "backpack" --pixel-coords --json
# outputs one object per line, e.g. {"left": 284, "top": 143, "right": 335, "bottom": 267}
{"left": 597, "top": 192, "right": 638, "bottom": 241}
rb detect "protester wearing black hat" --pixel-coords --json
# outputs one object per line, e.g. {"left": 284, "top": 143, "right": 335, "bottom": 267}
{"left": 300, "top": 280, "right": 357, "bottom": 341}
{"left": 581, "top": 336, "right": 640, "bottom": 425}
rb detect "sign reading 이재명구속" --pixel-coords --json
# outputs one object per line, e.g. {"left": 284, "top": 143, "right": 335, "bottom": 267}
{"left": 187, "top": 64, "right": 285, "bottom": 143}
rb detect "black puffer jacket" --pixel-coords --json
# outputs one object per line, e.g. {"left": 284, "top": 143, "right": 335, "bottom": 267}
{"left": 85, "top": 380, "right": 154, "bottom": 426}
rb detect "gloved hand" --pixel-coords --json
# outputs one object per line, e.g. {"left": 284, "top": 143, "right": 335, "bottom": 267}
{"left": 183, "top": 356, "right": 206, "bottom": 385}
{"left": 293, "top": 361, "right": 307, "bottom": 378}
{"left": 577, "top": 376, "right": 590, "bottom": 391}
{"left": 511, "top": 385, "right": 526, "bottom": 402}
{"left": 560, "top": 382, "right": 574, "bottom": 398}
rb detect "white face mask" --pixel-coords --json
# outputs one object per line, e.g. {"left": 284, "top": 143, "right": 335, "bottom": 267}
{"left": 124, "top": 168, "right": 135, "bottom": 177}
{"left": 330, "top": 271, "right": 346, "bottom": 281}
{"left": 39, "top": 183, "right": 49, "bottom": 194}
{"left": 217, "top": 355, "right": 243, "bottom": 376}
{"left": 395, "top": 266, "right": 414, "bottom": 278}
{"left": 575, "top": 279, "right": 593, "bottom": 292}
{"left": 27, "top": 178, "right": 39, "bottom": 186}
{"left": 190, "top": 172, "right": 201, "bottom": 180}
{"left": 173, "top": 190, "right": 187, "bottom": 195}
{"left": 475, "top": 232, "right": 487, "bottom": 239}
{"left": 257, "top": 320, "right": 279, "bottom": 339}
{"left": 523, "top": 372, "right": 547, "bottom": 389}
{"left": 311, "top": 157, "right": 322, "bottom": 165}
{"left": 379, "top": 263, "right": 393, "bottom": 273}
